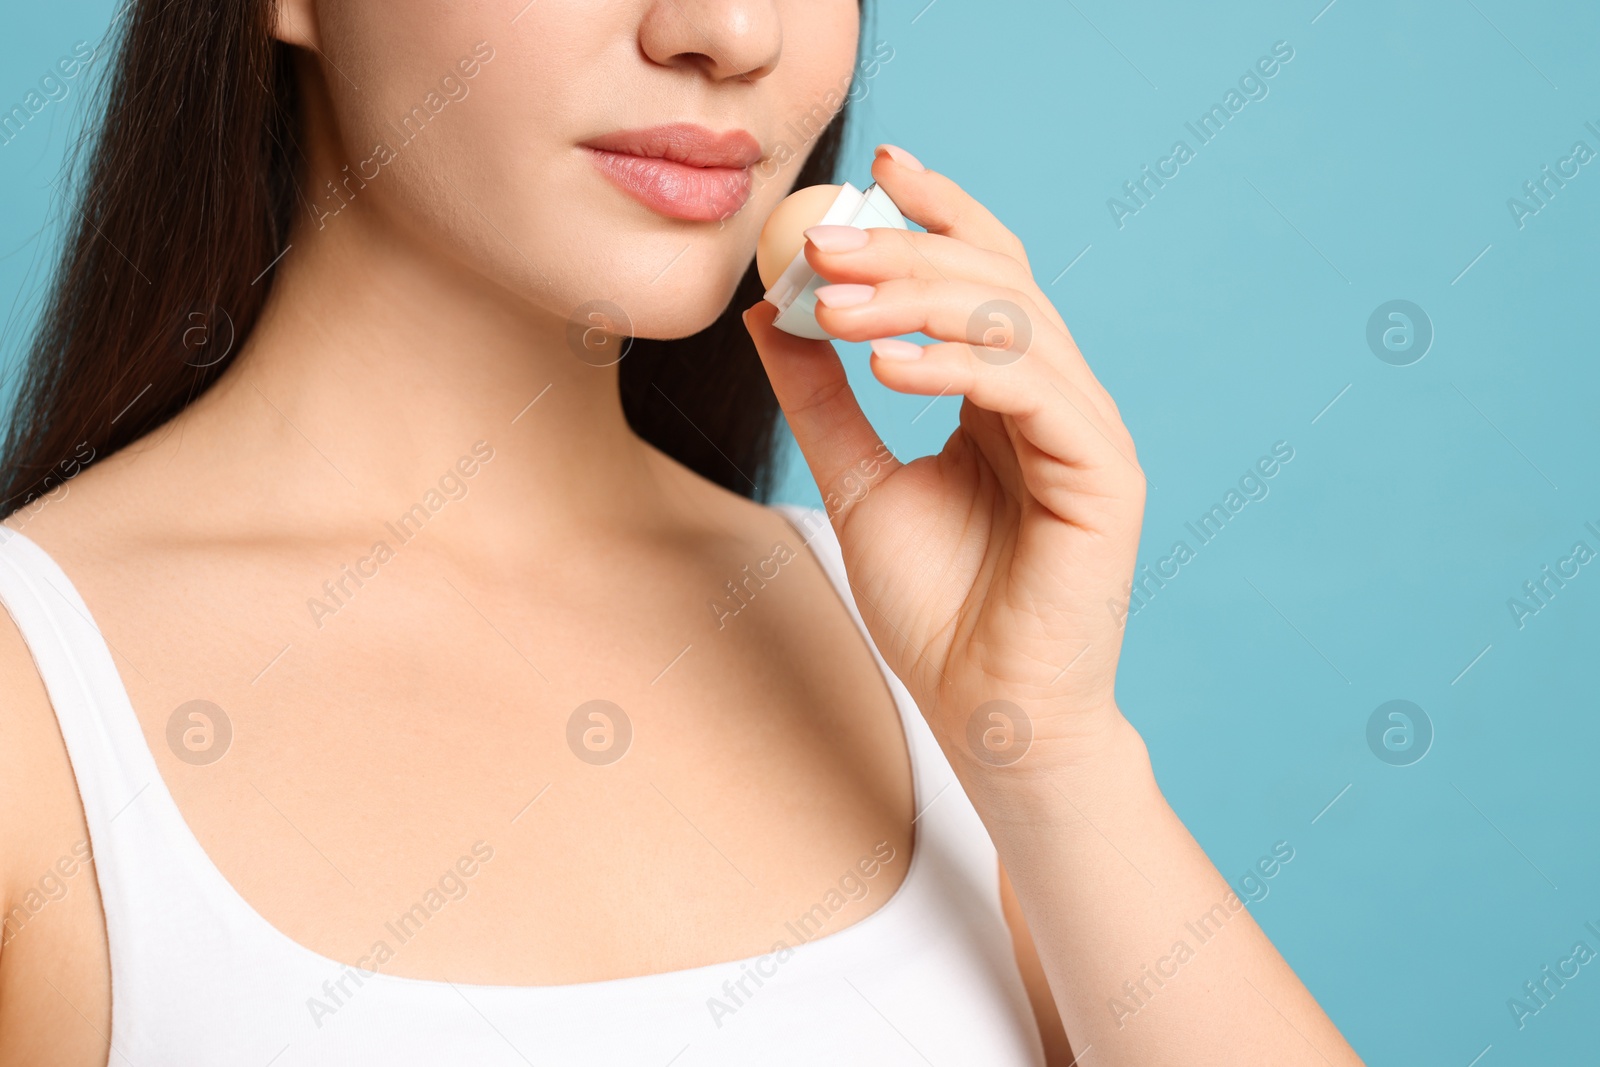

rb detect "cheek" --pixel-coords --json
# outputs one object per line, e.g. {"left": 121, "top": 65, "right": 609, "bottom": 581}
{"left": 731, "top": 2, "right": 861, "bottom": 265}
{"left": 306, "top": 0, "right": 863, "bottom": 340}
{"left": 317, "top": 0, "right": 510, "bottom": 121}
{"left": 312, "top": 0, "right": 533, "bottom": 213}
{"left": 760, "top": 3, "right": 860, "bottom": 186}
{"left": 311, "top": 2, "right": 624, "bottom": 305}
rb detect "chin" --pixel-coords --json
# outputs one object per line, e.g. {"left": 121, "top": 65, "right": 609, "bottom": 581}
{"left": 553, "top": 235, "right": 758, "bottom": 342}
{"left": 615, "top": 280, "right": 749, "bottom": 341}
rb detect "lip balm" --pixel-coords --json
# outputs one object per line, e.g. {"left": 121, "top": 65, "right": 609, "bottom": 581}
{"left": 756, "top": 181, "right": 909, "bottom": 339}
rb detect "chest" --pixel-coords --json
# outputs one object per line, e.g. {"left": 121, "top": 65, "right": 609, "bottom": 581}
{"left": 74, "top": 536, "right": 918, "bottom": 985}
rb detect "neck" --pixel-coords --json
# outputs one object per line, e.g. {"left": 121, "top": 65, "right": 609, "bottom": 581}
{"left": 167, "top": 187, "right": 673, "bottom": 553}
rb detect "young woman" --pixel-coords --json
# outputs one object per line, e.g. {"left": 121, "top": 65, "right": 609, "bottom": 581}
{"left": 0, "top": 0, "right": 1362, "bottom": 1063}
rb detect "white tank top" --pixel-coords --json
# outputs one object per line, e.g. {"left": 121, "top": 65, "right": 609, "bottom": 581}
{"left": 0, "top": 504, "right": 1044, "bottom": 1066}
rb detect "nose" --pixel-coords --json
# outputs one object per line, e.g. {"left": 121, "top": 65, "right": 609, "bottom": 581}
{"left": 638, "top": 0, "right": 783, "bottom": 83}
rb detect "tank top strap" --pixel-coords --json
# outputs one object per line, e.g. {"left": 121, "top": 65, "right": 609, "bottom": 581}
{"left": 770, "top": 504, "right": 991, "bottom": 861}
{"left": 0, "top": 525, "right": 231, "bottom": 968}
{"left": 0, "top": 527, "right": 167, "bottom": 830}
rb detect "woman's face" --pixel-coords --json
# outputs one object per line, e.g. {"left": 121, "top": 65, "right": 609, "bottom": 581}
{"left": 282, "top": 0, "right": 861, "bottom": 339}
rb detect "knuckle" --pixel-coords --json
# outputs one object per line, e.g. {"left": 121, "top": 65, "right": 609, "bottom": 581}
{"left": 960, "top": 287, "right": 1037, "bottom": 362}
{"left": 815, "top": 314, "right": 878, "bottom": 343}
{"left": 865, "top": 275, "right": 922, "bottom": 306}
{"left": 1005, "top": 256, "right": 1035, "bottom": 289}
{"left": 787, "top": 372, "right": 853, "bottom": 420}
{"left": 863, "top": 227, "right": 912, "bottom": 263}
{"left": 927, "top": 196, "right": 966, "bottom": 234}
{"left": 1102, "top": 389, "right": 1124, "bottom": 421}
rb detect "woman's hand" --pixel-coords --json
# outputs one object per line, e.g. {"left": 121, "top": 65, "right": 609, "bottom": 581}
{"left": 744, "top": 143, "right": 1146, "bottom": 781}
{"left": 746, "top": 146, "right": 1364, "bottom": 1066}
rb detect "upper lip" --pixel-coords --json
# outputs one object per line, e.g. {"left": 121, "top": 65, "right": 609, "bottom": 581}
{"left": 581, "top": 123, "right": 763, "bottom": 169}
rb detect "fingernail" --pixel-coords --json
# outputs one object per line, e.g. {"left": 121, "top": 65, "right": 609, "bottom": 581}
{"left": 804, "top": 225, "right": 869, "bottom": 252}
{"left": 870, "top": 338, "right": 923, "bottom": 361}
{"left": 814, "top": 284, "right": 875, "bottom": 309}
{"left": 875, "top": 144, "right": 925, "bottom": 172}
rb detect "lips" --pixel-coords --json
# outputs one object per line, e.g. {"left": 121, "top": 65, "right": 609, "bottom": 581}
{"left": 581, "top": 123, "right": 764, "bottom": 222}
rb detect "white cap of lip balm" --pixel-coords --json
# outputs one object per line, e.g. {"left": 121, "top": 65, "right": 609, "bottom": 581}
{"left": 762, "top": 181, "right": 909, "bottom": 340}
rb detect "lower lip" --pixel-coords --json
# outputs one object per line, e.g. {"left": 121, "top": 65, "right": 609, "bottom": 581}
{"left": 583, "top": 148, "right": 754, "bottom": 222}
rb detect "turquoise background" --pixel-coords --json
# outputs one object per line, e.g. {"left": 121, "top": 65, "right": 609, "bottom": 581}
{"left": 4, "top": 0, "right": 1598, "bottom": 1062}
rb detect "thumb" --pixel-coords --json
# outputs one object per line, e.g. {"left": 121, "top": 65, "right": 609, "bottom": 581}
{"left": 742, "top": 300, "right": 899, "bottom": 522}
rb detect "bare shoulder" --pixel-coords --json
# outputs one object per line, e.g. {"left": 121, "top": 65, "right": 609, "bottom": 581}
{"left": 639, "top": 440, "right": 822, "bottom": 555}
{"left": 0, "top": 562, "right": 111, "bottom": 1066}
{"left": 2, "top": 425, "right": 158, "bottom": 558}
{"left": 0, "top": 602, "right": 75, "bottom": 870}
{"left": 0, "top": 433, "right": 154, "bottom": 941}
{"left": 0, "top": 475, "right": 110, "bottom": 870}
{"left": 0, "top": 436, "right": 155, "bottom": 1063}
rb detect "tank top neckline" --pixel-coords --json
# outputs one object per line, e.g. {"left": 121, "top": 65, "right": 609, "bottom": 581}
{"left": 0, "top": 503, "right": 930, "bottom": 997}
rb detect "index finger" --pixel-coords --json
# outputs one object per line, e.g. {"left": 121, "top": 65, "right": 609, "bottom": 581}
{"left": 869, "top": 144, "right": 1032, "bottom": 270}
{"left": 870, "top": 145, "right": 1077, "bottom": 341}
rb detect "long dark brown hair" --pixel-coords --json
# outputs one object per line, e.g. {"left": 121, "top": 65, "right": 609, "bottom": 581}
{"left": 0, "top": 1, "right": 860, "bottom": 513}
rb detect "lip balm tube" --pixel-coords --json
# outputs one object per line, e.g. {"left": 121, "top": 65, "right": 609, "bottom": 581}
{"left": 761, "top": 181, "right": 909, "bottom": 340}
